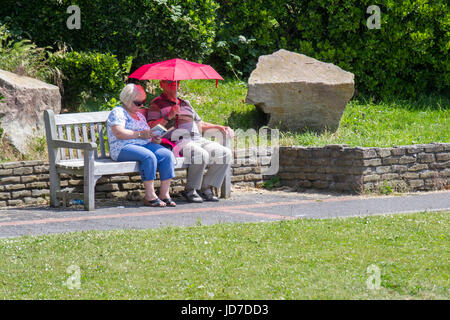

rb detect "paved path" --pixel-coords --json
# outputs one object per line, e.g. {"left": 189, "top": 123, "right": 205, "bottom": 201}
{"left": 0, "top": 190, "right": 448, "bottom": 238}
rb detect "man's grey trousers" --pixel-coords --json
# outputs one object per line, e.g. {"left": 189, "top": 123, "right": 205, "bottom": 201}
{"left": 176, "top": 137, "right": 232, "bottom": 191}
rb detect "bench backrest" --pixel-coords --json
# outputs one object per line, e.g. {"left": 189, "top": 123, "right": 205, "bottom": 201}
{"left": 44, "top": 110, "right": 111, "bottom": 161}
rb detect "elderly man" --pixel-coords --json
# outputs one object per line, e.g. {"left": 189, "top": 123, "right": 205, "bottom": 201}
{"left": 146, "top": 80, "right": 233, "bottom": 203}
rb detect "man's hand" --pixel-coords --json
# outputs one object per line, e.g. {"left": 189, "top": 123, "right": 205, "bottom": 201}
{"left": 168, "top": 104, "right": 181, "bottom": 120}
{"left": 217, "top": 125, "right": 235, "bottom": 138}
{"left": 225, "top": 126, "right": 235, "bottom": 137}
{"left": 199, "top": 121, "right": 235, "bottom": 138}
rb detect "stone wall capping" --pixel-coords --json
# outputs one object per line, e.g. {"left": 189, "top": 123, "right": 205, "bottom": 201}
{"left": 291, "top": 145, "right": 310, "bottom": 150}
{"left": 376, "top": 148, "right": 391, "bottom": 158}
{"left": 324, "top": 144, "right": 349, "bottom": 151}
{"left": 391, "top": 148, "right": 406, "bottom": 156}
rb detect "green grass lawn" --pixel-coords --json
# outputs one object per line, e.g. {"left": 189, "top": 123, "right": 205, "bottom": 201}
{"left": 1, "top": 211, "right": 448, "bottom": 299}
{"left": 180, "top": 79, "right": 449, "bottom": 148}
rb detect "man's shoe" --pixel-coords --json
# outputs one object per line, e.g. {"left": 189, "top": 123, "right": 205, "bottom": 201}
{"left": 184, "top": 189, "right": 203, "bottom": 203}
{"left": 200, "top": 188, "right": 219, "bottom": 202}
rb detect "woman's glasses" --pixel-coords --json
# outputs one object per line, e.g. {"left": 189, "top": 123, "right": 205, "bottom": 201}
{"left": 133, "top": 100, "right": 146, "bottom": 107}
{"left": 166, "top": 80, "right": 180, "bottom": 85}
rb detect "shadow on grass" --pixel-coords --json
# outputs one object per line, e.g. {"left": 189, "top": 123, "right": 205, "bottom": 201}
{"left": 226, "top": 106, "right": 268, "bottom": 130}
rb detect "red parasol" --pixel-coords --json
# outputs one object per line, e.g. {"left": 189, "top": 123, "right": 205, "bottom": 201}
{"left": 128, "top": 58, "right": 224, "bottom": 87}
{"left": 128, "top": 58, "right": 224, "bottom": 129}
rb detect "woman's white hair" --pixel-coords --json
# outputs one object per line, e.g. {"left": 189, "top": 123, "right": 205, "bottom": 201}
{"left": 120, "top": 83, "right": 145, "bottom": 106}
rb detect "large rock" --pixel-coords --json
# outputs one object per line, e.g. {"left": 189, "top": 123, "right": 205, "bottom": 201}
{"left": 246, "top": 49, "right": 354, "bottom": 132}
{"left": 0, "top": 69, "right": 61, "bottom": 154}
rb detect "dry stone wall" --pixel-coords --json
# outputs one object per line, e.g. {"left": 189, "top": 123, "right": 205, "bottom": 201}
{"left": 0, "top": 148, "right": 271, "bottom": 208}
{"left": 1, "top": 144, "right": 448, "bottom": 208}
{"left": 278, "top": 143, "right": 450, "bottom": 193}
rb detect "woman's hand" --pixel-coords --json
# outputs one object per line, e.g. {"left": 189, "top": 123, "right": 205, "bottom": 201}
{"left": 141, "top": 130, "right": 163, "bottom": 143}
{"left": 152, "top": 135, "right": 162, "bottom": 144}
{"left": 137, "top": 129, "right": 153, "bottom": 139}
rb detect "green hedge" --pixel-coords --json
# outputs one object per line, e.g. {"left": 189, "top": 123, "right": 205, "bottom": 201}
{"left": 1, "top": 0, "right": 448, "bottom": 98}
{"left": 0, "top": 0, "right": 218, "bottom": 68}
{"left": 210, "top": 0, "right": 449, "bottom": 97}
{"left": 49, "top": 51, "right": 130, "bottom": 112}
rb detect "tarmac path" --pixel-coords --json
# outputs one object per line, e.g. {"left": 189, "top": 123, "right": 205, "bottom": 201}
{"left": 0, "top": 189, "right": 448, "bottom": 238}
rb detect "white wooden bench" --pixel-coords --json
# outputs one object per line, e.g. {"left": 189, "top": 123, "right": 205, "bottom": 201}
{"left": 44, "top": 109, "right": 231, "bottom": 211}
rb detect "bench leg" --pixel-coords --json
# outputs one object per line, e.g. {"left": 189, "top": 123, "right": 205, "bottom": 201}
{"left": 49, "top": 166, "right": 61, "bottom": 207}
{"left": 220, "top": 135, "right": 232, "bottom": 198}
{"left": 220, "top": 164, "right": 231, "bottom": 198}
{"left": 48, "top": 145, "right": 61, "bottom": 207}
{"left": 84, "top": 150, "right": 95, "bottom": 211}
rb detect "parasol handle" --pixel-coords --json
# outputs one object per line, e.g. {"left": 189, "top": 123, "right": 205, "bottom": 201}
{"left": 176, "top": 82, "right": 179, "bottom": 129}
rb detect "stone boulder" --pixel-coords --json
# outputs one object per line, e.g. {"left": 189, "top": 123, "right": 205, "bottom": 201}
{"left": 0, "top": 69, "right": 61, "bottom": 154}
{"left": 245, "top": 49, "right": 354, "bottom": 132}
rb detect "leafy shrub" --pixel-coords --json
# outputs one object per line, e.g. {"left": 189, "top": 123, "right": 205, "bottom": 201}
{"left": 0, "top": 24, "right": 56, "bottom": 83}
{"left": 49, "top": 51, "right": 131, "bottom": 112}
{"left": 0, "top": 0, "right": 218, "bottom": 68}
{"left": 210, "top": 0, "right": 281, "bottom": 79}
{"left": 209, "top": 0, "right": 449, "bottom": 97}
{"left": 2, "top": 0, "right": 447, "bottom": 98}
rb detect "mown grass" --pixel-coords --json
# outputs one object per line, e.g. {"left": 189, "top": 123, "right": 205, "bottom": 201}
{"left": 0, "top": 211, "right": 448, "bottom": 299}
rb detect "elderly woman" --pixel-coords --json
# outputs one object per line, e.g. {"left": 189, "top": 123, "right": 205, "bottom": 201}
{"left": 106, "top": 83, "right": 176, "bottom": 207}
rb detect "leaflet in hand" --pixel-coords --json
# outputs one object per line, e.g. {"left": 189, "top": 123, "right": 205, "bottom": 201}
{"left": 151, "top": 124, "right": 168, "bottom": 137}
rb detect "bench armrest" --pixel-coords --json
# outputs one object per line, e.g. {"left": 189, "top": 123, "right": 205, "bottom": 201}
{"left": 51, "top": 139, "right": 97, "bottom": 150}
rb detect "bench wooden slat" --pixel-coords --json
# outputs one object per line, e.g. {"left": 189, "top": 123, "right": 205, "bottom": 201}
{"left": 57, "top": 125, "right": 66, "bottom": 160}
{"left": 65, "top": 125, "right": 74, "bottom": 159}
{"left": 98, "top": 123, "right": 107, "bottom": 159}
{"left": 89, "top": 123, "right": 98, "bottom": 159}
{"left": 55, "top": 111, "right": 110, "bottom": 126}
{"left": 82, "top": 124, "right": 89, "bottom": 143}
{"left": 74, "top": 124, "right": 82, "bottom": 158}
{"left": 56, "top": 157, "right": 186, "bottom": 176}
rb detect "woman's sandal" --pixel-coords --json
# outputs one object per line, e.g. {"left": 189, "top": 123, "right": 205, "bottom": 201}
{"left": 143, "top": 197, "right": 166, "bottom": 207}
{"left": 161, "top": 198, "right": 176, "bottom": 207}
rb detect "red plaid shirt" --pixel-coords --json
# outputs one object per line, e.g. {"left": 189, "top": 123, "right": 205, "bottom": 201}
{"left": 144, "top": 93, "right": 201, "bottom": 128}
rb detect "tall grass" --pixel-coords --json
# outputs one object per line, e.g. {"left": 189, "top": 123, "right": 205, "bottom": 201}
{"left": 0, "top": 24, "right": 58, "bottom": 83}
{"left": 280, "top": 94, "right": 450, "bottom": 147}
{"left": 179, "top": 80, "right": 449, "bottom": 147}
